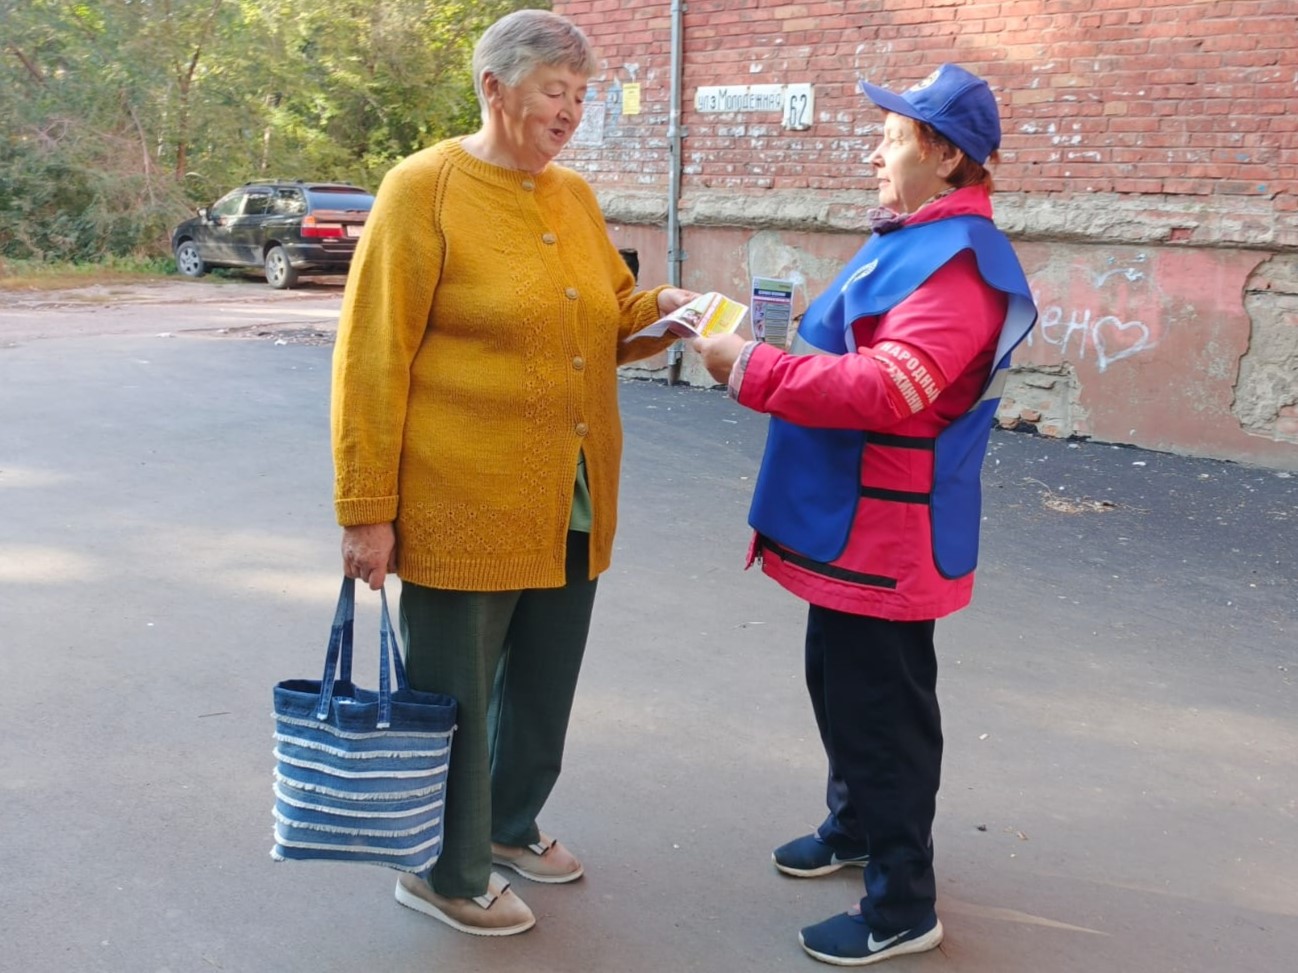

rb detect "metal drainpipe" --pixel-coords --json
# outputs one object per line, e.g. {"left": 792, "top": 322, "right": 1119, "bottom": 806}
{"left": 666, "top": 0, "right": 686, "bottom": 385}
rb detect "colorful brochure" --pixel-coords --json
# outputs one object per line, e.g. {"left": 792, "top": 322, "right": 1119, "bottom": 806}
{"left": 630, "top": 291, "right": 749, "bottom": 340}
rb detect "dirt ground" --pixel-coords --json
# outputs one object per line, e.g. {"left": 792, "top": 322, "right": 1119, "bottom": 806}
{"left": 0, "top": 275, "right": 347, "bottom": 345}
{"left": 0, "top": 274, "right": 348, "bottom": 309}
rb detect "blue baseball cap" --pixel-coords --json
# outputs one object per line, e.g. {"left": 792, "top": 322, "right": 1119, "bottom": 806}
{"left": 858, "top": 64, "right": 1001, "bottom": 166}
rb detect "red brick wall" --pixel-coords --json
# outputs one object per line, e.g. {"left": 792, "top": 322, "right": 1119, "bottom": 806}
{"left": 558, "top": 0, "right": 1298, "bottom": 469}
{"left": 557, "top": 0, "right": 1297, "bottom": 206}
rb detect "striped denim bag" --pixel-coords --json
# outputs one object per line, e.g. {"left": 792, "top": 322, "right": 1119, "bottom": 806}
{"left": 272, "top": 578, "right": 457, "bottom": 874}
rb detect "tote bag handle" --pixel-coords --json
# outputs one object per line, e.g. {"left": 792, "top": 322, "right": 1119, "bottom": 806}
{"left": 314, "top": 577, "right": 412, "bottom": 728}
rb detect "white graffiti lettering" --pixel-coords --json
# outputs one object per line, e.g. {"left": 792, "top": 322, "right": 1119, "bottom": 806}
{"left": 1026, "top": 259, "right": 1157, "bottom": 372}
{"left": 1093, "top": 267, "right": 1146, "bottom": 287}
{"left": 1028, "top": 305, "right": 1154, "bottom": 372}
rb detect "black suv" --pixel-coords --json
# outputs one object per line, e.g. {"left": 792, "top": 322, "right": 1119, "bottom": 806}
{"left": 171, "top": 181, "right": 375, "bottom": 289}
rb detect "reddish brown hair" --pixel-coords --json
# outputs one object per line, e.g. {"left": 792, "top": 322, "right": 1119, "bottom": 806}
{"left": 913, "top": 120, "right": 997, "bottom": 193}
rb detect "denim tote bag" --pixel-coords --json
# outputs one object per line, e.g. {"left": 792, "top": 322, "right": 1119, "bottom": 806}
{"left": 272, "top": 578, "right": 457, "bottom": 874}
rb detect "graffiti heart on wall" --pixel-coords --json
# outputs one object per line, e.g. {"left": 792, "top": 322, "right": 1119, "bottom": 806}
{"left": 1025, "top": 260, "right": 1162, "bottom": 373}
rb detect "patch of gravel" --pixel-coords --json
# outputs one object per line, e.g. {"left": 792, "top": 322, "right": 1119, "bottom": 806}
{"left": 219, "top": 324, "right": 337, "bottom": 346}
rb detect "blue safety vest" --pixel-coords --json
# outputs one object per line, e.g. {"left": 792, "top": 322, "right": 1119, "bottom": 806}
{"left": 748, "top": 216, "right": 1037, "bottom": 579}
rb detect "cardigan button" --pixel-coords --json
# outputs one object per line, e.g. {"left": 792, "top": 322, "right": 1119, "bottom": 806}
{"left": 575, "top": 422, "right": 589, "bottom": 437}
{"left": 521, "top": 179, "right": 535, "bottom": 191}
{"left": 542, "top": 232, "right": 557, "bottom": 245}
{"left": 572, "top": 356, "right": 586, "bottom": 371}
{"left": 565, "top": 287, "right": 578, "bottom": 300}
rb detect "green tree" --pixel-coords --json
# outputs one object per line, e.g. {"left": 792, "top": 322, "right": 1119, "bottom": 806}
{"left": 1, "top": 0, "right": 238, "bottom": 258}
{"left": 238, "top": 0, "right": 541, "bottom": 187}
{"left": 1, "top": 0, "right": 545, "bottom": 262}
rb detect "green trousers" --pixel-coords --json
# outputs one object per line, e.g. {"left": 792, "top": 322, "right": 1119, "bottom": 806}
{"left": 399, "top": 532, "right": 598, "bottom": 898}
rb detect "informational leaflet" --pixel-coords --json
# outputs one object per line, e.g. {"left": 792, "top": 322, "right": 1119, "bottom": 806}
{"left": 751, "top": 276, "right": 794, "bottom": 346}
{"left": 630, "top": 291, "right": 749, "bottom": 340}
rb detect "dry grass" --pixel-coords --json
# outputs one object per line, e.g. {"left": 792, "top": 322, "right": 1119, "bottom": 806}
{"left": 1024, "top": 477, "right": 1120, "bottom": 515}
{"left": 0, "top": 258, "right": 173, "bottom": 292}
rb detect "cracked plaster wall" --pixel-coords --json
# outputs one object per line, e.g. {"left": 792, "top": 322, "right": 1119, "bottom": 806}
{"left": 608, "top": 192, "right": 1298, "bottom": 470}
{"left": 1236, "top": 255, "right": 1298, "bottom": 445}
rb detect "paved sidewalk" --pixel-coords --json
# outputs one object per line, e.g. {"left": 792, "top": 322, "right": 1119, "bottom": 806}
{"left": 1, "top": 331, "right": 1294, "bottom": 972}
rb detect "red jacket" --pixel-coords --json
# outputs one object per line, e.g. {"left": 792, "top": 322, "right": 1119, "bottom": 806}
{"left": 736, "top": 188, "right": 1009, "bottom": 621}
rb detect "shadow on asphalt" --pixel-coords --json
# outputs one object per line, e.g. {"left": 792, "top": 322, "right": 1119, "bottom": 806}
{"left": 0, "top": 341, "right": 1294, "bottom": 973}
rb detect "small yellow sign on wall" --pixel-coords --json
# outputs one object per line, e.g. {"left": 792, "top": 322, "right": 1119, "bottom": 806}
{"left": 622, "top": 83, "right": 641, "bottom": 115}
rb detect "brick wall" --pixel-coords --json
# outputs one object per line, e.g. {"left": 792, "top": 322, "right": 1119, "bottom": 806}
{"left": 558, "top": 0, "right": 1297, "bottom": 228}
{"left": 554, "top": 0, "right": 1298, "bottom": 469}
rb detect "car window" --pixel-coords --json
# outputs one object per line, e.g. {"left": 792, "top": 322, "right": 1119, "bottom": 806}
{"left": 305, "top": 189, "right": 374, "bottom": 212}
{"left": 273, "top": 189, "right": 306, "bottom": 216}
{"left": 210, "top": 191, "right": 244, "bottom": 219}
{"left": 243, "top": 190, "right": 274, "bottom": 216}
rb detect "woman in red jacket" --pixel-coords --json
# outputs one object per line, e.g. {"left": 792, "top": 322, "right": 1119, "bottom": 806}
{"left": 693, "top": 64, "right": 1036, "bottom": 966}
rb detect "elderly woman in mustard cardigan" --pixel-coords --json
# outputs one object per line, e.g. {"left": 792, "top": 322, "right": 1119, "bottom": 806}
{"left": 331, "top": 9, "right": 693, "bottom": 938}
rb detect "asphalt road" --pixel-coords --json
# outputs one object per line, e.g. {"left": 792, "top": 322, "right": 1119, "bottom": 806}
{"left": 0, "top": 282, "right": 1294, "bottom": 973}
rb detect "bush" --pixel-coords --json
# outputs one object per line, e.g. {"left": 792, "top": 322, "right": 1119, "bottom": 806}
{"left": 0, "top": 141, "right": 189, "bottom": 263}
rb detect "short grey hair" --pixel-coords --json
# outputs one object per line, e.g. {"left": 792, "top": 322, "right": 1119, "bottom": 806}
{"left": 472, "top": 10, "right": 597, "bottom": 117}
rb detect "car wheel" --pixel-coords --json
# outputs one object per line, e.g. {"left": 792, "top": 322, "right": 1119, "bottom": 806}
{"left": 264, "top": 245, "right": 299, "bottom": 289}
{"left": 175, "top": 240, "right": 206, "bottom": 278}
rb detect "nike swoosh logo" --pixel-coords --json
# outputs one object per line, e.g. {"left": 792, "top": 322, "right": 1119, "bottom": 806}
{"left": 867, "top": 930, "right": 906, "bottom": 952}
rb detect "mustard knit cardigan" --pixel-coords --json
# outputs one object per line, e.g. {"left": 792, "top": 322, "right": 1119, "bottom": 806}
{"left": 331, "top": 138, "right": 674, "bottom": 591}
